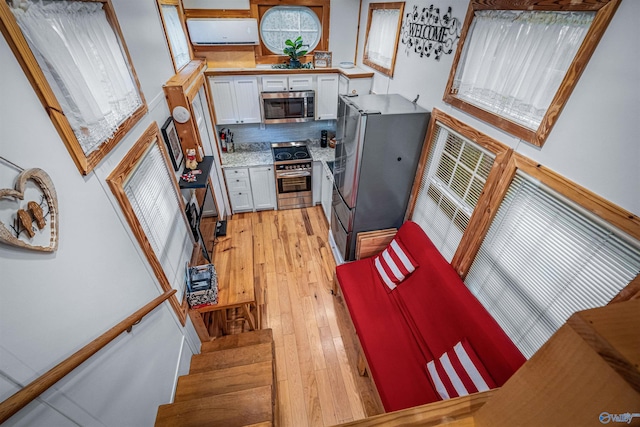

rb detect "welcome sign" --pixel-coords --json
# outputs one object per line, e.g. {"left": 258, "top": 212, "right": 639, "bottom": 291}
{"left": 401, "top": 4, "right": 461, "bottom": 61}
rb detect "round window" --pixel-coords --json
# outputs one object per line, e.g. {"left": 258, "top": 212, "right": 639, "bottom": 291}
{"left": 260, "top": 6, "right": 321, "bottom": 55}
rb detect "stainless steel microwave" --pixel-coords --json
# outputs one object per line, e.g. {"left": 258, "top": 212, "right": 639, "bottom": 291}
{"left": 261, "top": 90, "right": 315, "bottom": 124}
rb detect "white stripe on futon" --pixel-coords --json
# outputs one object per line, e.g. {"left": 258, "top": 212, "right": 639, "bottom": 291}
{"left": 440, "top": 353, "right": 469, "bottom": 397}
{"left": 453, "top": 342, "right": 490, "bottom": 392}
{"left": 426, "top": 360, "right": 450, "bottom": 400}
{"left": 390, "top": 240, "right": 415, "bottom": 272}
{"left": 382, "top": 248, "right": 405, "bottom": 281}
{"left": 374, "top": 256, "right": 396, "bottom": 290}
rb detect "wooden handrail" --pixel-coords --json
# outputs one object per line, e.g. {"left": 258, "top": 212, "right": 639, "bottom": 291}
{"left": 0, "top": 289, "right": 176, "bottom": 423}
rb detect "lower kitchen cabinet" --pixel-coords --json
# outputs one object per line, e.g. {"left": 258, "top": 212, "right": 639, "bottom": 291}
{"left": 224, "top": 166, "right": 276, "bottom": 213}
{"left": 249, "top": 166, "right": 276, "bottom": 211}
{"left": 321, "top": 161, "right": 333, "bottom": 224}
{"left": 312, "top": 161, "right": 322, "bottom": 205}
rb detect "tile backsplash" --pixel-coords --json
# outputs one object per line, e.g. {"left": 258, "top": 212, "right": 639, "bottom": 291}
{"left": 217, "top": 120, "right": 336, "bottom": 145}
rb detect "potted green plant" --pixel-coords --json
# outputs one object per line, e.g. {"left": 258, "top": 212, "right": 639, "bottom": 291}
{"left": 283, "top": 36, "right": 308, "bottom": 69}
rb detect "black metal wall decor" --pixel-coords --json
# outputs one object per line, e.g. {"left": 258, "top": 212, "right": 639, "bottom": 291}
{"left": 401, "top": 5, "right": 461, "bottom": 61}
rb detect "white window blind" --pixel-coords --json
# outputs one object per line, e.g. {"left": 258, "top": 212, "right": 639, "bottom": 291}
{"left": 453, "top": 10, "right": 594, "bottom": 130}
{"left": 11, "top": 0, "right": 143, "bottom": 155}
{"left": 161, "top": 4, "right": 190, "bottom": 70}
{"left": 412, "top": 123, "right": 495, "bottom": 261}
{"left": 465, "top": 172, "right": 640, "bottom": 358}
{"left": 124, "top": 143, "right": 192, "bottom": 302}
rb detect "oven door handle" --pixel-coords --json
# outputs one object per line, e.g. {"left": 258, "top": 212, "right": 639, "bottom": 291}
{"left": 276, "top": 170, "right": 311, "bottom": 178}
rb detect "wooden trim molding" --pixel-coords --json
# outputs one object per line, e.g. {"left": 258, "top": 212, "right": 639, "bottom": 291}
{"left": 442, "top": 0, "right": 621, "bottom": 147}
{"left": 0, "top": 0, "right": 147, "bottom": 175}
{"left": 106, "top": 123, "right": 189, "bottom": 325}
{"left": 362, "top": 1, "right": 404, "bottom": 77}
{"left": 0, "top": 290, "right": 176, "bottom": 424}
{"left": 250, "top": 0, "right": 330, "bottom": 65}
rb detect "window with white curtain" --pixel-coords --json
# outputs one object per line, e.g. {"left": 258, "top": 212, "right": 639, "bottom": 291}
{"left": 159, "top": 3, "right": 191, "bottom": 71}
{"left": 411, "top": 122, "right": 495, "bottom": 262}
{"left": 443, "top": 0, "right": 620, "bottom": 147}
{"left": 465, "top": 172, "right": 640, "bottom": 358}
{"left": 9, "top": 0, "right": 143, "bottom": 157}
{"left": 124, "top": 143, "right": 193, "bottom": 303}
{"left": 452, "top": 10, "right": 594, "bottom": 131}
{"left": 363, "top": 2, "right": 404, "bottom": 77}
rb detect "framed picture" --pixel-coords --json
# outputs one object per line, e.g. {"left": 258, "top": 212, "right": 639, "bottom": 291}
{"left": 161, "top": 116, "right": 183, "bottom": 171}
{"left": 313, "top": 51, "right": 332, "bottom": 68}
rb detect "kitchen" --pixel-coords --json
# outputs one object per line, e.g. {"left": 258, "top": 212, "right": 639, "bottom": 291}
{"left": 0, "top": 0, "right": 638, "bottom": 426}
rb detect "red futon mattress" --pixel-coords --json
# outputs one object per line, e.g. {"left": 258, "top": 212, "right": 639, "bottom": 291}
{"left": 336, "top": 221, "right": 525, "bottom": 412}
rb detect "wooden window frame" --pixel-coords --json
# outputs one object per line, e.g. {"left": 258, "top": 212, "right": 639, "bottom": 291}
{"left": 455, "top": 151, "right": 640, "bottom": 281}
{"left": 0, "top": 0, "right": 147, "bottom": 175}
{"left": 407, "top": 108, "right": 640, "bottom": 283}
{"left": 106, "top": 122, "right": 190, "bottom": 325}
{"left": 250, "top": 0, "right": 330, "bottom": 65}
{"left": 362, "top": 1, "right": 405, "bottom": 77}
{"left": 443, "top": 0, "right": 621, "bottom": 148}
{"left": 156, "top": 0, "right": 194, "bottom": 73}
{"left": 405, "top": 108, "right": 513, "bottom": 275}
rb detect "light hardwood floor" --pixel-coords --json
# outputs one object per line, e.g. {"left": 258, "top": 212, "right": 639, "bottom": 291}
{"left": 204, "top": 207, "right": 383, "bottom": 426}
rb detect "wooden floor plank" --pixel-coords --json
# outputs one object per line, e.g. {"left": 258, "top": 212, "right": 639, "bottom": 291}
{"left": 200, "top": 207, "right": 369, "bottom": 427}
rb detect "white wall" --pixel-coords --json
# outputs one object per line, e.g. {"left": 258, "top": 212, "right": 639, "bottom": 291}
{"left": 0, "top": 0, "right": 198, "bottom": 425}
{"left": 329, "top": 0, "right": 361, "bottom": 65}
{"left": 356, "top": 0, "right": 640, "bottom": 216}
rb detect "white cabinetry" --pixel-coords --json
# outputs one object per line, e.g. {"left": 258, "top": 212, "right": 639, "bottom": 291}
{"left": 224, "top": 166, "right": 276, "bottom": 213}
{"left": 316, "top": 74, "right": 339, "bottom": 120}
{"left": 209, "top": 76, "right": 261, "bottom": 125}
{"left": 262, "top": 75, "right": 313, "bottom": 92}
{"left": 249, "top": 166, "right": 277, "bottom": 211}
{"left": 224, "top": 167, "right": 253, "bottom": 212}
{"left": 321, "top": 162, "right": 333, "bottom": 224}
{"left": 338, "top": 74, "right": 372, "bottom": 96}
{"left": 312, "top": 161, "right": 322, "bottom": 205}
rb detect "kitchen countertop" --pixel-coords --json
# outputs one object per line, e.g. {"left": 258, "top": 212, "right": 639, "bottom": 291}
{"left": 205, "top": 66, "right": 374, "bottom": 79}
{"left": 220, "top": 141, "right": 335, "bottom": 168}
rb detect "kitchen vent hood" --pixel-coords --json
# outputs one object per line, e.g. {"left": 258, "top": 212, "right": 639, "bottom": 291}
{"left": 187, "top": 18, "right": 259, "bottom": 45}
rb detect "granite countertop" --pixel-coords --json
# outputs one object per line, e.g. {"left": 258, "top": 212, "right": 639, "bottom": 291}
{"left": 221, "top": 141, "right": 336, "bottom": 168}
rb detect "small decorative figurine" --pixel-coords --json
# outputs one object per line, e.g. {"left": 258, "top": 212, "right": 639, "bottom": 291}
{"left": 185, "top": 148, "right": 198, "bottom": 170}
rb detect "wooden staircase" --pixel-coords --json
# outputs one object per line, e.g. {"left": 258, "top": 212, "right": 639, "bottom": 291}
{"left": 155, "top": 329, "right": 276, "bottom": 427}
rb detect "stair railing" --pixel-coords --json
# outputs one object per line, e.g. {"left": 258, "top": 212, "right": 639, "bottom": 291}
{"left": 0, "top": 289, "right": 176, "bottom": 423}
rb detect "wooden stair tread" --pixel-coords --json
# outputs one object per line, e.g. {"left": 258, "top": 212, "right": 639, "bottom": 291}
{"left": 175, "top": 361, "right": 273, "bottom": 402}
{"left": 201, "top": 329, "right": 273, "bottom": 353}
{"left": 155, "top": 386, "right": 273, "bottom": 427}
{"left": 190, "top": 342, "right": 273, "bottom": 374}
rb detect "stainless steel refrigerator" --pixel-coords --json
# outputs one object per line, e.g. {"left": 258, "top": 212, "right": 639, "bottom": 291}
{"left": 331, "top": 94, "right": 430, "bottom": 261}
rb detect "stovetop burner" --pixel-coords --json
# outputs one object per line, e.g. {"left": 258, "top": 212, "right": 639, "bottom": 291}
{"left": 275, "top": 152, "right": 292, "bottom": 161}
{"left": 272, "top": 142, "right": 311, "bottom": 164}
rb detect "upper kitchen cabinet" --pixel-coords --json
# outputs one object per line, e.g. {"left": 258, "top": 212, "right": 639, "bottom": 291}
{"left": 316, "top": 74, "right": 339, "bottom": 120}
{"left": 209, "top": 76, "right": 261, "bottom": 125}
{"left": 262, "top": 75, "right": 313, "bottom": 92}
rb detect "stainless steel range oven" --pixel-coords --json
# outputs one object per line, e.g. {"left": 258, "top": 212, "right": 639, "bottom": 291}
{"left": 272, "top": 142, "right": 312, "bottom": 210}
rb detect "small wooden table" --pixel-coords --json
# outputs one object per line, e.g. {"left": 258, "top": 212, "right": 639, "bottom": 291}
{"left": 188, "top": 214, "right": 259, "bottom": 341}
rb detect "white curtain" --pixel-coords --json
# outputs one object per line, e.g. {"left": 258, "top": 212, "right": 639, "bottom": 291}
{"left": 11, "top": 1, "right": 142, "bottom": 155}
{"left": 365, "top": 8, "right": 400, "bottom": 70}
{"left": 161, "top": 4, "right": 190, "bottom": 70}
{"left": 453, "top": 11, "right": 594, "bottom": 130}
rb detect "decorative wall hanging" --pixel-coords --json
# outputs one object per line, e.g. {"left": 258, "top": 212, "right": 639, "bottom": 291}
{"left": 400, "top": 5, "right": 461, "bottom": 61}
{"left": 0, "top": 159, "right": 59, "bottom": 252}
